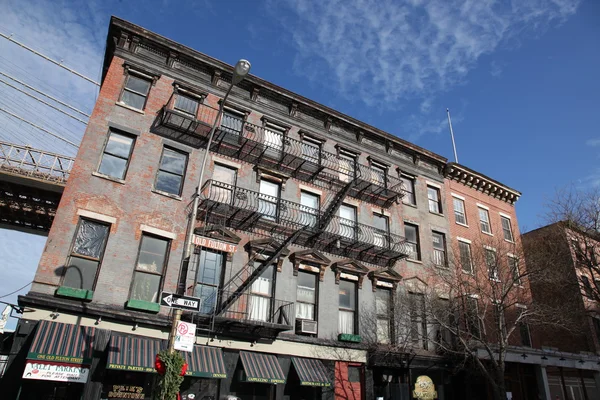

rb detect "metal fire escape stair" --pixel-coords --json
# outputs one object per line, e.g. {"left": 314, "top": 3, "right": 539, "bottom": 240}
{"left": 214, "top": 229, "right": 305, "bottom": 316}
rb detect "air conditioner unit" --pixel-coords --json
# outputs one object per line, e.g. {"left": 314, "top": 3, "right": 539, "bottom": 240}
{"left": 296, "top": 319, "right": 318, "bottom": 335}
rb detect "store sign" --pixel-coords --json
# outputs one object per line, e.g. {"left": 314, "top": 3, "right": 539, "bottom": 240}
{"left": 193, "top": 235, "right": 237, "bottom": 253}
{"left": 107, "top": 385, "right": 145, "bottom": 399}
{"left": 174, "top": 321, "right": 196, "bottom": 352}
{"left": 413, "top": 375, "right": 437, "bottom": 400}
{"left": 22, "top": 361, "right": 89, "bottom": 383}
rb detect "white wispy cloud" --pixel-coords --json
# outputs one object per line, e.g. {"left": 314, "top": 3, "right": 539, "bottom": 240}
{"left": 586, "top": 138, "right": 600, "bottom": 147}
{"left": 272, "top": 0, "right": 580, "bottom": 108}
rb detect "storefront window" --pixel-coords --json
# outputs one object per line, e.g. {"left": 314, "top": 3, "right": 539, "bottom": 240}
{"left": 179, "top": 377, "right": 219, "bottom": 400}
{"left": 100, "top": 370, "right": 155, "bottom": 400}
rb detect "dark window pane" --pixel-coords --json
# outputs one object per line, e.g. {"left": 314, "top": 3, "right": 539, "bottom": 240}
{"left": 64, "top": 257, "right": 99, "bottom": 290}
{"left": 459, "top": 242, "right": 472, "bottom": 273}
{"left": 160, "top": 149, "right": 187, "bottom": 175}
{"left": 197, "top": 250, "right": 223, "bottom": 286}
{"left": 155, "top": 171, "right": 183, "bottom": 195}
{"left": 432, "top": 232, "right": 445, "bottom": 250}
{"left": 121, "top": 91, "right": 146, "bottom": 109}
{"left": 348, "top": 366, "right": 361, "bottom": 382}
{"left": 213, "top": 164, "right": 237, "bottom": 185}
{"left": 125, "top": 76, "right": 151, "bottom": 94}
{"left": 104, "top": 133, "right": 134, "bottom": 158}
{"left": 339, "top": 280, "right": 356, "bottom": 310}
{"left": 405, "top": 225, "right": 417, "bottom": 242}
{"left": 195, "top": 284, "right": 218, "bottom": 314}
{"left": 174, "top": 94, "right": 199, "bottom": 115}
{"left": 73, "top": 220, "right": 109, "bottom": 259}
{"left": 98, "top": 154, "right": 127, "bottom": 179}
{"left": 373, "top": 214, "right": 389, "bottom": 232}
{"left": 376, "top": 290, "right": 390, "bottom": 315}
{"left": 130, "top": 272, "right": 161, "bottom": 302}
{"left": 137, "top": 236, "right": 169, "bottom": 274}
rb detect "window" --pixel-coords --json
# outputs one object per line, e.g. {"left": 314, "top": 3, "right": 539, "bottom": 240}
{"left": 296, "top": 271, "right": 318, "bottom": 321}
{"left": 155, "top": 148, "right": 187, "bottom": 196}
{"left": 401, "top": 176, "right": 416, "bottom": 205}
{"left": 212, "top": 164, "right": 237, "bottom": 204}
{"left": 479, "top": 208, "right": 492, "bottom": 234}
{"left": 592, "top": 318, "right": 600, "bottom": 345}
{"left": 348, "top": 366, "right": 361, "bottom": 383}
{"left": 486, "top": 249, "right": 498, "bottom": 280}
{"left": 432, "top": 232, "right": 447, "bottom": 267}
{"left": 376, "top": 289, "right": 392, "bottom": 344}
{"left": 195, "top": 249, "right": 224, "bottom": 314}
{"left": 581, "top": 276, "right": 594, "bottom": 298}
{"left": 339, "top": 151, "right": 356, "bottom": 183}
{"left": 300, "top": 191, "right": 320, "bottom": 228}
{"left": 130, "top": 235, "right": 169, "bottom": 303}
{"left": 501, "top": 216, "right": 514, "bottom": 241}
{"left": 370, "top": 161, "right": 387, "bottom": 187}
{"left": 174, "top": 93, "right": 199, "bottom": 116}
{"left": 221, "top": 110, "right": 244, "bottom": 135}
{"left": 465, "top": 297, "right": 480, "bottom": 338}
{"left": 98, "top": 130, "right": 135, "bottom": 180}
{"left": 259, "top": 179, "right": 281, "bottom": 221}
{"left": 427, "top": 186, "right": 442, "bottom": 214}
{"left": 121, "top": 74, "right": 151, "bottom": 110}
{"left": 459, "top": 241, "right": 473, "bottom": 274}
{"left": 62, "top": 219, "right": 110, "bottom": 291}
{"left": 453, "top": 198, "right": 467, "bottom": 225}
{"left": 373, "top": 213, "right": 390, "bottom": 248}
{"left": 409, "top": 293, "right": 427, "bottom": 350}
{"left": 339, "top": 280, "right": 357, "bottom": 334}
{"left": 301, "top": 137, "right": 321, "bottom": 164}
{"left": 249, "top": 264, "right": 275, "bottom": 322}
{"left": 404, "top": 224, "right": 420, "bottom": 261}
{"left": 519, "top": 322, "right": 532, "bottom": 347}
{"left": 339, "top": 204, "right": 357, "bottom": 240}
{"left": 509, "top": 256, "right": 521, "bottom": 284}
{"left": 264, "top": 124, "right": 285, "bottom": 159}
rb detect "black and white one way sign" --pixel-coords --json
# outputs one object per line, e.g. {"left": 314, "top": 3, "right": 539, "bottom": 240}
{"left": 160, "top": 292, "right": 201, "bottom": 312}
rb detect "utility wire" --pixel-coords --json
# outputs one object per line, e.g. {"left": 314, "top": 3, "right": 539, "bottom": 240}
{"left": 0, "top": 71, "right": 90, "bottom": 117}
{"left": 0, "top": 78, "right": 88, "bottom": 124}
{"left": 0, "top": 32, "right": 100, "bottom": 86}
{"left": 0, "top": 107, "right": 79, "bottom": 148}
{"left": 0, "top": 281, "right": 32, "bottom": 299}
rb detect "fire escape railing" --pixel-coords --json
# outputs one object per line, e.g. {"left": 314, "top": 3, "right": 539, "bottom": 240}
{"left": 0, "top": 141, "right": 74, "bottom": 184}
{"left": 157, "top": 105, "right": 404, "bottom": 207}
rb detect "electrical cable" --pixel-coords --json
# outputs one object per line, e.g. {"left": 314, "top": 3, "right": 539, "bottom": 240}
{"left": 0, "top": 281, "right": 32, "bottom": 299}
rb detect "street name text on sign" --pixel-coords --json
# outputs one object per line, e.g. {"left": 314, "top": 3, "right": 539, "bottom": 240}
{"left": 160, "top": 292, "right": 201, "bottom": 312}
{"left": 193, "top": 235, "right": 237, "bottom": 253}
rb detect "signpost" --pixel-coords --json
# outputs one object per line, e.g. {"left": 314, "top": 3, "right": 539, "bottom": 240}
{"left": 160, "top": 292, "right": 201, "bottom": 312}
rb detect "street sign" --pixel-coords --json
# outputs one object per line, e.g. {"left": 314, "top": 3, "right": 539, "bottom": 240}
{"left": 174, "top": 321, "right": 196, "bottom": 352}
{"left": 160, "top": 292, "right": 201, "bottom": 312}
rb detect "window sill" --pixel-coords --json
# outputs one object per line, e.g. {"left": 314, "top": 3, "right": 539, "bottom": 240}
{"left": 92, "top": 172, "right": 126, "bottom": 185}
{"left": 481, "top": 231, "right": 494, "bottom": 237}
{"left": 402, "top": 202, "right": 418, "bottom": 208}
{"left": 504, "top": 239, "right": 515, "bottom": 244}
{"left": 126, "top": 299, "right": 161, "bottom": 313}
{"left": 434, "top": 264, "right": 450, "bottom": 270}
{"left": 456, "top": 222, "right": 469, "bottom": 228}
{"left": 406, "top": 258, "right": 422, "bottom": 264}
{"left": 115, "top": 101, "right": 145, "bottom": 114}
{"left": 56, "top": 286, "right": 94, "bottom": 301}
{"left": 462, "top": 270, "right": 474, "bottom": 275}
{"left": 489, "top": 278, "right": 502, "bottom": 283}
{"left": 429, "top": 211, "right": 444, "bottom": 217}
{"left": 152, "top": 189, "right": 182, "bottom": 201}
{"left": 338, "top": 333, "right": 362, "bottom": 343}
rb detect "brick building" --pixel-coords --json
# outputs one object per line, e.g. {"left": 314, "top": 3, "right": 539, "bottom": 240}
{"left": 1, "top": 16, "right": 597, "bottom": 400}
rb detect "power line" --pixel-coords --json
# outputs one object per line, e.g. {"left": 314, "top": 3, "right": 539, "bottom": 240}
{"left": 0, "top": 106, "right": 79, "bottom": 148}
{"left": 0, "top": 78, "right": 88, "bottom": 124}
{"left": 0, "top": 71, "right": 90, "bottom": 117}
{"left": 0, "top": 31, "right": 100, "bottom": 86}
{"left": 0, "top": 281, "right": 32, "bottom": 299}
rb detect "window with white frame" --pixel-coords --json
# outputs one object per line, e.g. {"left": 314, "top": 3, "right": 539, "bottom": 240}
{"left": 339, "top": 280, "right": 357, "bottom": 335}
{"left": 221, "top": 110, "right": 244, "bottom": 135}
{"left": 339, "top": 204, "right": 358, "bottom": 240}
{"left": 130, "top": 234, "right": 170, "bottom": 303}
{"left": 486, "top": 248, "right": 499, "bottom": 280}
{"left": 120, "top": 74, "right": 151, "bottom": 110}
{"left": 376, "top": 289, "right": 392, "bottom": 344}
{"left": 300, "top": 191, "right": 320, "bottom": 228}
{"left": 404, "top": 223, "right": 420, "bottom": 261}
{"left": 264, "top": 124, "right": 285, "bottom": 159}
{"left": 401, "top": 175, "right": 416, "bottom": 205}
{"left": 453, "top": 198, "right": 467, "bottom": 225}
{"left": 259, "top": 179, "right": 281, "bottom": 221}
{"left": 501, "top": 216, "right": 514, "bottom": 241}
{"left": 296, "top": 270, "right": 318, "bottom": 321}
{"left": 509, "top": 256, "right": 521, "bottom": 284}
{"left": 173, "top": 93, "right": 199, "bottom": 116}
{"left": 427, "top": 186, "right": 442, "bottom": 214}
{"left": 301, "top": 137, "right": 321, "bottom": 164}
{"left": 479, "top": 208, "right": 492, "bottom": 234}
{"left": 212, "top": 164, "right": 237, "bottom": 204}
{"left": 459, "top": 241, "right": 473, "bottom": 274}
{"left": 373, "top": 213, "right": 390, "bottom": 248}
{"left": 370, "top": 161, "right": 387, "bottom": 187}
{"left": 432, "top": 232, "right": 447, "bottom": 267}
{"left": 249, "top": 264, "right": 275, "bottom": 322}
{"left": 339, "top": 150, "right": 357, "bottom": 183}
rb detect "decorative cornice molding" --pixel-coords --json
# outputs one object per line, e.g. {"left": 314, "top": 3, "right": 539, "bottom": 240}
{"left": 445, "top": 163, "right": 521, "bottom": 205}
{"left": 331, "top": 259, "right": 369, "bottom": 289}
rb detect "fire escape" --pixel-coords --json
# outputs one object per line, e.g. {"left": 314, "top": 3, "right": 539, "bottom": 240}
{"left": 154, "top": 99, "right": 408, "bottom": 337}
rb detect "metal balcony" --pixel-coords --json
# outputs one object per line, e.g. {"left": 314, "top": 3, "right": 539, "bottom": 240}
{"left": 155, "top": 104, "right": 404, "bottom": 207}
{"left": 198, "top": 180, "right": 408, "bottom": 267}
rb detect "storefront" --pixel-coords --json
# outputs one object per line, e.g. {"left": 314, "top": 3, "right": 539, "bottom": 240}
{"left": 17, "top": 320, "right": 98, "bottom": 400}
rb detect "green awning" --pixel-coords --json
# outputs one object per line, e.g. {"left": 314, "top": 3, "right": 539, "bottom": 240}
{"left": 291, "top": 357, "right": 331, "bottom": 387}
{"left": 107, "top": 335, "right": 165, "bottom": 373}
{"left": 27, "top": 320, "right": 96, "bottom": 365}
{"left": 240, "top": 351, "right": 285, "bottom": 384}
{"left": 184, "top": 345, "right": 227, "bottom": 379}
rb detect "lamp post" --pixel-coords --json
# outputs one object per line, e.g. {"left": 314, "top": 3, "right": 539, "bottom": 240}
{"left": 168, "top": 59, "right": 251, "bottom": 353}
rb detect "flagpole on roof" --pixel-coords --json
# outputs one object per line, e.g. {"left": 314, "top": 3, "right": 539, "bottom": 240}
{"left": 447, "top": 108, "right": 459, "bottom": 163}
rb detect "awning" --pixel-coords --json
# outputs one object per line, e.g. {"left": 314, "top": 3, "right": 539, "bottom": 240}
{"left": 183, "top": 345, "right": 227, "bottom": 379}
{"left": 291, "top": 357, "right": 331, "bottom": 387}
{"left": 107, "top": 335, "right": 165, "bottom": 373}
{"left": 27, "top": 320, "right": 96, "bottom": 365}
{"left": 240, "top": 351, "right": 285, "bottom": 384}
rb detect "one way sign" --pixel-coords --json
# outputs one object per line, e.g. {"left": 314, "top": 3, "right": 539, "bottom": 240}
{"left": 160, "top": 292, "right": 201, "bottom": 312}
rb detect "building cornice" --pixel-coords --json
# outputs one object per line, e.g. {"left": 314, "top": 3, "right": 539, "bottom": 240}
{"left": 445, "top": 162, "right": 521, "bottom": 205}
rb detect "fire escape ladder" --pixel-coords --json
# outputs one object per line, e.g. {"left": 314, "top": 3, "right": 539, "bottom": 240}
{"left": 315, "top": 177, "right": 358, "bottom": 233}
{"left": 214, "top": 229, "right": 305, "bottom": 316}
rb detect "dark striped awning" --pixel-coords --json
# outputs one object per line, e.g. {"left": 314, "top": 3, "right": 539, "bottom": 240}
{"left": 107, "top": 335, "right": 165, "bottom": 373}
{"left": 27, "top": 320, "right": 96, "bottom": 365}
{"left": 291, "top": 357, "right": 331, "bottom": 387}
{"left": 240, "top": 351, "right": 285, "bottom": 384}
{"left": 184, "top": 345, "right": 227, "bottom": 379}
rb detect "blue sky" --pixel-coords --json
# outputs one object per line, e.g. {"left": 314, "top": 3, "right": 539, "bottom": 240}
{"left": 0, "top": 0, "right": 598, "bottom": 326}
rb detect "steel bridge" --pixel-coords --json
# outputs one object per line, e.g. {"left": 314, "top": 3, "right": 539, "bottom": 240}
{"left": 0, "top": 141, "right": 74, "bottom": 235}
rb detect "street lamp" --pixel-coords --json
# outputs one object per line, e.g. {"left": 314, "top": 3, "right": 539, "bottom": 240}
{"left": 169, "top": 59, "right": 251, "bottom": 353}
